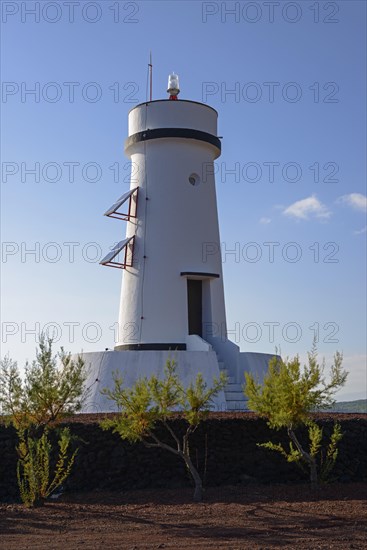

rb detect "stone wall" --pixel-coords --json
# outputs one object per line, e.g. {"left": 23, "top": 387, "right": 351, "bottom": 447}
{"left": 1, "top": 414, "right": 366, "bottom": 502}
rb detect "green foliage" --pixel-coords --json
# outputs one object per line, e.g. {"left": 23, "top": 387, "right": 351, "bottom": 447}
{"left": 245, "top": 344, "right": 347, "bottom": 431}
{"left": 0, "top": 335, "right": 87, "bottom": 506}
{"left": 259, "top": 422, "right": 343, "bottom": 482}
{"left": 184, "top": 372, "right": 223, "bottom": 426}
{"left": 245, "top": 344, "right": 347, "bottom": 486}
{"left": 259, "top": 441, "right": 302, "bottom": 463}
{"left": 0, "top": 334, "right": 87, "bottom": 429}
{"left": 101, "top": 360, "right": 227, "bottom": 501}
{"left": 17, "top": 427, "right": 77, "bottom": 507}
{"left": 309, "top": 422, "right": 323, "bottom": 458}
{"left": 319, "top": 422, "right": 343, "bottom": 482}
{"left": 101, "top": 360, "right": 226, "bottom": 442}
{"left": 0, "top": 355, "right": 25, "bottom": 427}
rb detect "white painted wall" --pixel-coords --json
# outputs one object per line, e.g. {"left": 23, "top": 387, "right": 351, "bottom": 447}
{"left": 186, "top": 334, "right": 212, "bottom": 352}
{"left": 128, "top": 99, "right": 218, "bottom": 135}
{"left": 117, "top": 100, "right": 227, "bottom": 347}
{"left": 79, "top": 350, "right": 228, "bottom": 413}
{"left": 239, "top": 352, "right": 277, "bottom": 383}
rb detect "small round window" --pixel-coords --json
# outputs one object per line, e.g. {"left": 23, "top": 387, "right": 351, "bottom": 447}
{"left": 188, "top": 173, "right": 200, "bottom": 187}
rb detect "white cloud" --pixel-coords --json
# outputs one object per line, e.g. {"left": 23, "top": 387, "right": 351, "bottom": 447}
{"left": 259, "top": 217, "right": 271, "bottom": 224}
{"left": 283, "top": 195, "right": 331, "bottom": 220}
{"left": 338, "top": 193, "right": 367, "bottom": 212}
{"left": 353, "top": 226, "right": 367, "bottom": 235}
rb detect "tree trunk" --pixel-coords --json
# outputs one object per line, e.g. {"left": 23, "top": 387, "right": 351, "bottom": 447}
{"left": 145, "top": 436, "right": 204, "bottom": 502}
{"left": 288, "top": 428, "right": 318, "bottom": 489}
{"left": 309, "top": 460, "right": 318, "bottom": 489}
{"left": 182, "top": 453, "right": 203, "bottom": 502}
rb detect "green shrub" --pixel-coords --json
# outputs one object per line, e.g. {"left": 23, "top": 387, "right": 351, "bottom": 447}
{"left": 244, "top": 343, "right": 347, "bottom": 487}
{"left": 17, "top": 427, "right": 77, "bottom": 507}
{"left": 0, "top": 335, "right": 87, "bottom": 506}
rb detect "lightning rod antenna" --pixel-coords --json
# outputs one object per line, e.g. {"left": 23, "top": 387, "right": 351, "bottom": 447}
{"left": 148, "top": 52, "right": 153, "bottom": 101}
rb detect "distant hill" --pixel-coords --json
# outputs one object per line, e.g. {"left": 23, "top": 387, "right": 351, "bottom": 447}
{"left": 328, "top": 399, "right": 367, "bottom": 413}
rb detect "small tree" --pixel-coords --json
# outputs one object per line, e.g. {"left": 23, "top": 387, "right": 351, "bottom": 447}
{"left": 101, "top": 360, "right": 226, "bottom": 502}
{"left": 244, "top": 345, "right": 348, "bottom": 487}
{"left": 16, "top": 427, "right": 77, "bottom": 507}
{"left": 0, "top": 335, "right": 88, "bottom": 506}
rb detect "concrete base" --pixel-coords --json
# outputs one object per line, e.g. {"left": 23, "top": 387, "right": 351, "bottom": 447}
{"left": 80, "top": 349, "right": 228, "bottom": 413}
{"left": 77, "top": 339, "right": 276, "bottom": 413}
{"left": 240, "top": 352, "right": 276, "bottom": 381}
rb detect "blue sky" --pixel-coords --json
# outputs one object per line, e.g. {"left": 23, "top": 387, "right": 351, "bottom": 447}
{"left": 1, "top": 0, "right": 366, "bottom": 400}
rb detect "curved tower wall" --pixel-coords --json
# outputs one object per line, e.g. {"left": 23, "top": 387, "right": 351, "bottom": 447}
{"left": 117, "top": 100, "right": 227, "bottom": 349}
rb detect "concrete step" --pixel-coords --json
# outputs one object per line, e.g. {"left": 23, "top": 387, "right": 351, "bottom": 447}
{"left": 225, "top": 392, "right": 245, "bottom": 401}
{"left": 226, "top": 400, "right": 248, "bottom": 411}
{"left": 224, "top": 383, "right": 243, "bottom": 392}
{"left": 223, "top": 375, "right": 236, "bottom": 384}
{"left": 218, "top": 366, "right": 235, "bottom": 384}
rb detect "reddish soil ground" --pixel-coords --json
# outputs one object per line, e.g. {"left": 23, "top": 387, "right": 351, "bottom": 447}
{"left": 1, "top": 483, "right": 366, "bottom": 549}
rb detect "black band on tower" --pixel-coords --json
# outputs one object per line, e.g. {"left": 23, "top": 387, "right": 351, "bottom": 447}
{"left": 125, "top": 127, "right": 221, "bottom": 153}
{"left": 115, "top": 343, "right": 187, "bottom": 351}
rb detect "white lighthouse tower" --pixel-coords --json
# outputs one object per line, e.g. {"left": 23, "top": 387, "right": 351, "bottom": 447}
{"left": 115, "top": 74, "right": 226, "bottom": 350}
{"left": 81, "top": 75, "right": 274, "bottom": 412}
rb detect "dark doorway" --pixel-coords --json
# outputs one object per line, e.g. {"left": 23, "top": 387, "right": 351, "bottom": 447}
{"left": 187, "top": 279, "right": 202, "bottom": 336}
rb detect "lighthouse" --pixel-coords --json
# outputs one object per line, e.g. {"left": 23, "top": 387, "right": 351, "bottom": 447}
{"left": 80, "top": 75, "right": 274, "bottom": 412}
